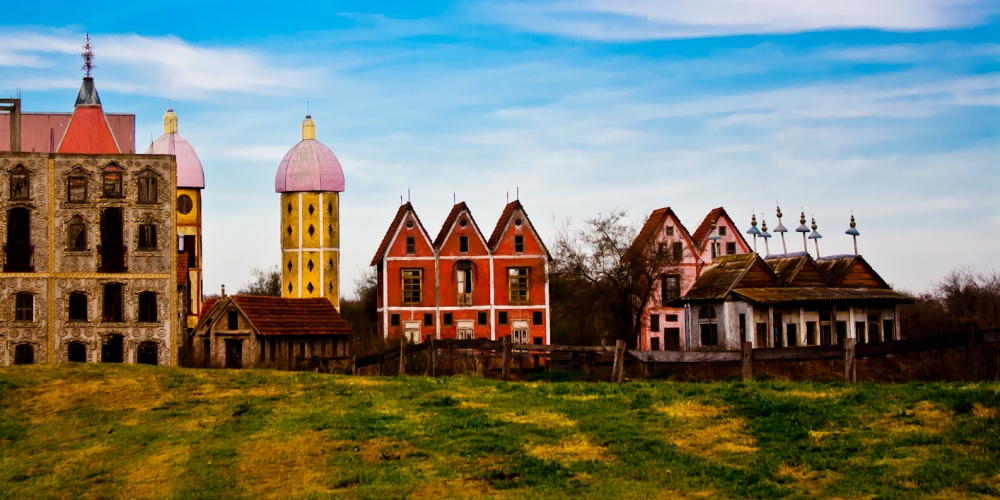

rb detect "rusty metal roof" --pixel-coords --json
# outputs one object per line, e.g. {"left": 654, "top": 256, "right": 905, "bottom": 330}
{"left": 764, "top": 252, "right": 832, "bottom": 286}
{"left": 732, "top": 287, "right": 912, "bottom": 304}
{"left": 679, "top": 253, "right": 780, "bottom": 301}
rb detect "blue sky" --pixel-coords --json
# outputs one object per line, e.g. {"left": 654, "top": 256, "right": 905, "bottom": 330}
{"left": 1, "top": 1, "right": 998, "bottom": 295}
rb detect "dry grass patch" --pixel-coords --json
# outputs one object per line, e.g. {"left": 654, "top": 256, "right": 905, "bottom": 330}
{"left": 125, "top": 445, "right": 190, "bottom": 499}
{"left": 879, "top": 401, "right": 954, "bottom": 436}
{"left": 459, "top": 401, "right": 488, "bottom": 409}
{"left": 778, "top": 464, "right": 841, "bottom": 496}
{"left": 238, "top": 430, "right": 338, "bottom": 499}
{"left": 409, "top": 478, "right": 501, "bottom": 499}
{"left": 562, "top": 394, "right": 600, "bottom": 402}
{"left": 359, "top": 437, "right": 416, "bottom": 463}
{"left": 496, "top": 411, "right": 576, "bottom": 429}
{"left": 973, "top": 404, "right": 999, "bottom": 419}
{"left": 655, "top": 401, "right": 724, "bottom": 419}
{"left": 527, "top": 434, "right": 611, "bottom": 466}
{"left": 23, "top": 376, "right": 166, "bottom": 420}
{"left": 656, "top": 400, "right": 756, "bottom": 467}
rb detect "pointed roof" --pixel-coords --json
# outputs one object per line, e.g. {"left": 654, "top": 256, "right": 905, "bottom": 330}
{"left": 764, "top": 252, "right": 832, "bottom": 287}
{"left": 197, "top": 295, "right": 353, "bottom": 337}
{"left": 433, "top": 201, "right": 488, "bottom": 250}
{"left": 369, "top": 202, "right": 433, "bottom": 266}
{"left": 57, "top": 77, "right": 121, "bottom": 154}
{"left": 816, "top": 255, "right": 890, "bottom": 289}
{"left": 628, "top": 206, "right": 695, "bottom": 257}
{"left": 673, "top": 253, "right": 781, "bottom": 303}
{"left": 487, "top": 200, "right": 552, "bottom": 260}
{"left": 690, "top": 207, "right": 750, "bottom": 252}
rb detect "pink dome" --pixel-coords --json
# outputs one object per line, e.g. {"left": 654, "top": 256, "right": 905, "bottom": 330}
{"left": 145, "top": 133, "right": 205, "bottom": 189}
{"left": 274, "top": 139, "right": 345, "bottom": 193}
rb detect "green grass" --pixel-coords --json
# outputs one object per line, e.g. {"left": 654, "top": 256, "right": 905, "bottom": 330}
{"left": 1, "top": 364, "right": 999, "bottom": 499}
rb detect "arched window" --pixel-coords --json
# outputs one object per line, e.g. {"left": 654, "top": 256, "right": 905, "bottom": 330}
{"left": 67, "top": 167, "right": 87, "bottom": 202}
{"left": 457, "top": 261, "right": 473, "bottom": 306}
{"left": 137, "top": 170, "right": 158, "bottom": 204}
{"left": 102, "top": 283, "right": 124, "bottom": 322}
{"left": 66, "top": 215, "right": 87, "bottom": 250}
{"left": 69, "top": 292, "right": 88, "bottom": 322}
{"left": 68, "top": 341, "right": 87, "bottom": 362}
{"left": 138, "top": 291, "right": 157, "bottom": 323}
{"left": 14, "top": 344, "right": 33, "bottom": 365}
{"left": 102, "top": 164, "right": 122, "bottom": 198}
{"left": 698, "top": 305, "right": 717, "bottom": 319}
{"left": 10, "top": 165, "right": 29, "bottom": 200}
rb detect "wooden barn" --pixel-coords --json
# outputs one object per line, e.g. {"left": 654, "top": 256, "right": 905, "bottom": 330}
{"left": 191, "top": 294, "right": 353, "bottom": 369}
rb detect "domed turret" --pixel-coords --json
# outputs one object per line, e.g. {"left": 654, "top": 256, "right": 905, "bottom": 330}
{"left": 146, "top": 108, "right": 204, "bottom": 188}
{"left": 275, "top": 115, "right": 343, "bottom": 308}
{"left": 274, "top": 115, "right": 345, "bottom": 193}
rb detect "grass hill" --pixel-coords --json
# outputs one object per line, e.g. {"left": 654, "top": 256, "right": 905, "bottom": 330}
{"left": 1, "top": 364, "right": 999, "bottom": 499}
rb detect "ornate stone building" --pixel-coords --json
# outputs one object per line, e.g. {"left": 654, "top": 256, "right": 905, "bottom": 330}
{"left": 0, "top": 73, "right": 178, "bottom": 366}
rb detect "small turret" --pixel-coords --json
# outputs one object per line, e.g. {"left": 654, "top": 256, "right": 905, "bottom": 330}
{"left": 807, "top": 216, "right": 822, "bottom": 257}
{"left": 774, "top": 205, "right": 788, "bottom": 254}
{"left": 846, "top": 213, "right": 860, "bottom": 255}
{"left": 796, "top": 210, "right": 809, "bottom": 252}
{"left": 746, "top": 213, "right": 760, "bottom": 254}
{"left": 164, "top": 108, "right": 178, "bottom": 134}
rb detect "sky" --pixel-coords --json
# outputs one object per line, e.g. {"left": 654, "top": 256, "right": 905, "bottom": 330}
{"left": 1, "top": 0, "right": 998, "bottom": 296}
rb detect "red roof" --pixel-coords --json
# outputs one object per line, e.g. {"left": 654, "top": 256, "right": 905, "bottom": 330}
{"left": 201, "top": 297, "right": 218, "bottom": 319}
{"left": 230, "top": 296, "right": 353, "bottom": 337}
{"left": 432, "top": 202, "right": 488, "bottom": 250}
{"left": 628, "top": 206, "right": 694, "bottom": 257}
{"left": 690, "top": 207, "right": 751, "bottom": 252}
{"left": 369, "top": 202, "right": 433, "bottom": 266}
{"left": 177, "top": 253, "right": 189, "bottom": 286}
{"left": 486, "top": 200, "right": 552, "bottom": 260}
{"left": 57, "top": 106, "right": 121, "bottom": 154}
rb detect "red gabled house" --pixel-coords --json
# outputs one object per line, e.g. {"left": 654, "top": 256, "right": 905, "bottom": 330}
{"left": 370, "top": 200, "right": 552, "bottom": 344}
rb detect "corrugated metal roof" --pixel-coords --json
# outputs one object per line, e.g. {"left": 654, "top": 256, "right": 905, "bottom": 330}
{"left": 732, "top": 287, "right": 912, "bottom": 304}
{"left": 680, "top": 253, "right": 758, "bottom": 300}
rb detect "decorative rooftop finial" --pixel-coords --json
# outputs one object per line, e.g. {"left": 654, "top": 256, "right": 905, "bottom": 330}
{"left": 846, "top": 212, "right": 860, "bottom": 255}
{"left": 81, "top": 33, "right": 96, "bottom": 77}
{"left": 746, "top": 213, "right": 760, "bottom": 254}
{"left": 774, "top": 204, "right": 788, "bottom": 254}
{"left": 760, "top": 219, "right": 771, "bottom": 256}
{"left": 796, "top": 210, "right": 810, "bottom": 252}
{"left": 807, "top": 216, "right": 822, "bottom": 257}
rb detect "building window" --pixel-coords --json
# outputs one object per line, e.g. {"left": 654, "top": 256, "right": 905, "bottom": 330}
{"left": 68, "top": 342, "right": 87, "bottom": 362}
{"left": 5, "top": 207, "right": 32, "bottom": 272}
{"left": 478, "top": 312, "right": 487, "bottom": 325}
{"left": 390, "top": 314, "right": 400, "bottom": 326}
{"left": 405, "top": 236, "right": 415, "bottom": 254}
{"left": 660, "top": 274, "right": 680, "bottom": 306}
{"left": 514, "top": 235, "right": 524, "bottom": 253}
{"left": 443, "top": 313, "right": 453, "bottom": 326}
{"left": 139, "top": 292, "right": 157, "bottom": 323}
{"left": 69, "top": 292, "right": 88, "bottom": 322}
{"left": 868, "top": 314, "right": 882, "bottom": 343}
{"left": 498, "top": 312, "right": 508, "bottom": 325}
{"left": 457, "top": 261, "right": 473, "bottom": 305}
{"left": 138, "top": 221, "right": 157, "bottom": 250}
{"left": 177, "top": 194, "right": 193, "bottom": 215}
{"left": 672, "top": 242, "right": 683, "bottom": 262}
{"left": 68, "top": 170, "right": 87, "bottom": 202}
{"left": 665, "top": 226, "right": 674, "bottom": 236}
{"left": 15, "top": 293, "right": 33, "bottom": 322}
{"left": 14, "top": 344, "right": 33, "bottom": 365}
{"left": 227, "top": 309, "right": 239, "bottom": 330}
{"left": 883, "top": 319, "right": 894, "bottom": 342}
{"left": 67, "top": 216, "right": 87, "bottom": 250}
{"left": 423, "top": 313, "right": 433, "bottom": 326}
{"left": 855, "top": 322, "right": 866, "bottom": 344}
{"left": 137, "top": 172, "right": 157, "bottom": 204}
{"left": 99, "top": 207, "right": 126, "bottom": 272}
{"left": 806, "top": 321, "right": 817, "bottom": 345}
{"left": 718, "top": 226, "right": 727, "bottom": 236}
{"left": 102, "top": 165, "right": 123, "bottom": 198}
{"left": 651, "top": 337, "right": 660, "bottom": 351}
{"left": 726, "top": 242, "right": 737, "bottom": 255}
{"left": 9, "top": 166, "right": 29, "bottom": 200}
{"left": 508, "top": 268, "right": 529, "bottom": 303}
{"left": 102, "top": 283, "right": 124, "bottom": 322}
{"left": 533, "top": 311, "right": 543, "bottom": 325}
{"left": 402, "top": 269, "right": 422, "bottom": 304}
{"left": 699, "top": 305, "right": 718, "bottom": 346}
{"left": 773, "top": 314, "right": 784, "bottom": 348}
{"left": 665, "top": 314, "right": 678, "bottom": 322}
{"left": 650, "top": 314, "right": 660, "bottom": 332}
{"left": 459, "top": 235, "right": 469, "bottom": 253}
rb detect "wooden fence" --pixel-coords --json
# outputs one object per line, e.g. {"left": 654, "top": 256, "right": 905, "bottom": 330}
{"left": 301, "top": 324, "right": 999, "bottom": 383}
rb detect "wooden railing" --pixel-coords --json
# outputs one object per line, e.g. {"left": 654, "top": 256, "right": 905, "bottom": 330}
{"left": 302, "top": 325, "right": 998, "bottom": 383}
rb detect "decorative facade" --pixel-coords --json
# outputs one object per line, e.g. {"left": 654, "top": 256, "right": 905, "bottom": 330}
{"left": 371, "top": 200, "right": 551, "bottom": 344}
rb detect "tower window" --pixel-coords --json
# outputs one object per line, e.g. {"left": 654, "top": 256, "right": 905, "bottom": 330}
{"left": 287, "top": 202, "right": 292, "bottom": 214}
{"left": 327, "top": 225, "right": 333, "bottom": 237}
{"left": 10, "top": 166, "right": 29, "bottom": 200}
{"left": 287, "top": 260, "right": 293, "bottom": 271}
{"left": 137, "top": 172, "right": 157, "bottom": 204}
{"left": 288, "top": 282, "right": 293, "bottom": 294}
{"left": 328, "top": 259, "right": 333, "bottom": 269}
{"left": 138, "top": 222, "right": 157, "bottom": 250}
{"left": 286, "top": 225, "right": 292, "bottom": 236}
{"left": 177, "top": 194, "right": 193, "bottom": 215}
{"left": 726, "top": 242, "right": 737, "bottom": 255}
{"left": 307, "top": 282, "right": 314, "bottom": 293}
{"left": 514, "top": 235, "right": 524, "bottom": 253}
{"left": 459, "top": 235, "right": 469, "bottom": 253}
{"left": 307, "top": 260, "right": 314, "bottom": 271}
{"left": 308, "top": 224, "right": 315, "bottom": 236}
{"left": 102, "top": 166, "right": 122, "bottom": 198}
{"left": 138, "top": 292, "right": 157, "bottom": 322}
{"left": 308, "top": 204, "right": 314, "bottom": 215}
{"left": 15, "top": 293, "right": 33, "bottom": 322}
{"left": 327, "top": 203, "right": 333, "bottom": 216}
{"left": 69, "top": 292, "right": 88, "bottom": 322}
{"left": 405, "top": 236, "right": 415, "bottom": 254}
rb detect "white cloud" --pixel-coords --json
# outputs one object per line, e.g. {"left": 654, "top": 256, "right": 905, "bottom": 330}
{"left": 479, "top": 0, "right": 1000, "bottom": 40}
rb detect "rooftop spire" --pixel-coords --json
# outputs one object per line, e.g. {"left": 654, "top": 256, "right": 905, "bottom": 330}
{"left": 846, "top": 213, "right": 860, "bottom": 255}
{"left": 163, "top": 108, "right": 178, "bottom": 134}
{"left": 796, "top": 210, "right": 810, "bottom": 252}
{"left": 81, "top": 33, "right": 96, "bottom": 77}
{"left": 760, "top": 219, "right": 771, "bottom": 255}
{"left": 746, "top": 213, "right": 760, "bottom": 254}
{"left": 807, "top": 216, "right": 822, "bottom": 258}
{"left": 302, "top": 114, "right": 316, "bottom": 140}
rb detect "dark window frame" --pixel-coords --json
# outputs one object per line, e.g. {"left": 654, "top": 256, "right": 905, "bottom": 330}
{"left": 459, "top": 235, "right": 469, "bottom": 253}
{"left": 726, "top": 242, "right": 737, "bottom": 255}
{"left": 514, "top": 235, "right": 524, "bottom": 253}
{"left": 137, "top": 172, "right": 158, "bottom": 204}
{"left": 405, "top": 236, "right": 416, "bottom": 254}
{"left": 9, "top": 165, "right": 29, "bottom": 200}
{"left": 67, "top": 171, "right": 87, "bottom": 203}
{"left": 138, "top": 221, "right": 157, "bottom": 251}
{"left": 102, "top": 283, "right": 124, "bottom": 322}
{"left": 138, "top": 291, "right": 158, "bottom": 323}
{"left": 102, "top": 165, "right": 123, "bottom": 198}
{"left": 15, "top": 293, "right": 33, "bottom": 322}
{"left": 68, "top": 292, "right": 88, "bottom": 322}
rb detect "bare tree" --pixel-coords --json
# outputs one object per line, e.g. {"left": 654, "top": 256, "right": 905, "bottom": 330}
{"left": 900, "top": 266, "right": 1000, "bottom": 337}
{"left": 237, "top": 266, "right": 281, "bottom": 296}
{"left": 551, "top": 210, "right": 679, "bottom": 347}
{"left": 340, "top": 268, "right": 380, "bottom": 349}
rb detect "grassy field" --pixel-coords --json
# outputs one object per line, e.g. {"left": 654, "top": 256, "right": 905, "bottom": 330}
{"left": 1, "top": 365, "right": 999, "bottom": 499}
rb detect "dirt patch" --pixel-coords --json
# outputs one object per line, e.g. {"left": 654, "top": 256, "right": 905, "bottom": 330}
{"left": 527, "top": 434, "right": 611, "bottom": 465}
{"left": 125, "top": 445, "right": 190, "bottom": 499}
{"left": 239, "top": 431, "right": 337, "bottom": 499}
{"left": 497, "top": 411, "right": 576, "bottom": 429}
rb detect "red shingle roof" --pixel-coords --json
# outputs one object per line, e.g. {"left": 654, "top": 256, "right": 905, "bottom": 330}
{"left": 231, "top": 296, "right": 353, "bottom": 337}
{"left": 691, "top": 207, "right": 725, "bottom": 244}
{"left": 201, "top": 297, "right": 218, "bottom": 319}
{"left": 628, "top": 206, "right": 695, "bottom": 257}
{"left": 370, "top": 203, "right": 433, "bottom": 266}
{"left": 432, "top": 202, "right": 488, "bottom": 250}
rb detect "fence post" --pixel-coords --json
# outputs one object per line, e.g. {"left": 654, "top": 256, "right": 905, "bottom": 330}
{"left": 399, "top": 336, "right": 407, "bottom": 376}
{"left": 611, "top": 339, "right": 626, "bottom": 383}
{"left": 966, "top": 322, "right": 980, "bottom": 382}
{"left": 502, "top": 337, "right": 512, "bottom": 381}
{"left": 427, "top": 336, "right": 435, "bottom": 376}
{"left": 843, "top": 338, "right": 856, "bottom": 383}
{"left": 350, "top": 354, "right": 356, "bottom": 376}
{"left": 378, "top": 346, "right": 384, "bottom": 376}
{"left": 741, "top": 342, "right": 753, "bottom": 381}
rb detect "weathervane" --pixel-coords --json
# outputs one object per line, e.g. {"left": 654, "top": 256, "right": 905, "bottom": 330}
{"left": 81, "top": 33, "right": 96, "bottom": 77}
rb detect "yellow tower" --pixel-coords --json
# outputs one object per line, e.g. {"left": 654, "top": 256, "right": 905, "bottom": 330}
{"left": 275, "top": 115, "right": 345, "bottom": 308}
{"left": 147, "top": 108, "right": 206, "bottom": 328}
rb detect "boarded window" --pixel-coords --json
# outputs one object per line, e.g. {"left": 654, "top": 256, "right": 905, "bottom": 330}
{"left": 405, "top": 236, "right": 415, "bottom": 254}
{"left": 9, "top": 166, "right": 29, "bottom": 200}
{"left": 68, "top": 173, "right": 87, "bottom": 202}
{"left": 660, "top": 274, "right": 680, "bottom": 306}
{"left": 137, "top": 173, "right": 157, "bottom": 204}
{"left": 139, "top": 292, "right": 157, "bottom": 322}
{"left": 514, "top": 235, "right": 524, "bottom": 253}
{"left": 402, "top": 269, "right": 422, "bottom": 304}
{"left": 508, "top": 268, "right": 529, "bottom": 303}
{"left": 15, "top": 293, "right": 33, "bottom": 322}
{"left": 459, "top": 235, "right": 469, "bottom": 253}
{"left": 138, "top": 222, "right": 157, "bottom": 250}
{"left": 102, "top": 284, "right": 123, "bottom": 322}
{"left": 102, "top": 166, "right": 122, "bottom": 198}
{"left": 69, "top": 292, "right": 88, "bottom": 321}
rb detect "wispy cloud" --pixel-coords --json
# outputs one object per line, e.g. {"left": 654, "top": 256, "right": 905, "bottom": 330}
{"left": 477, "top": 0, "right": 1000, "bottom": 40}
